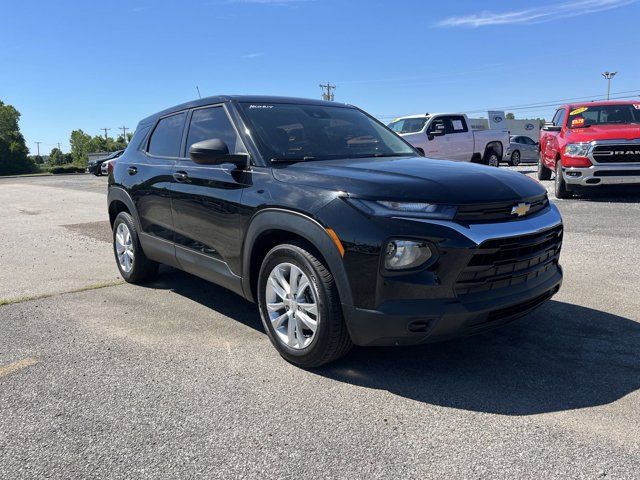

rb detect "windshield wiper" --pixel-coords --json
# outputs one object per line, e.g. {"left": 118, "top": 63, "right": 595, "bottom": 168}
{"left": 270, "top": 156, "right": 316, "bottom": 163}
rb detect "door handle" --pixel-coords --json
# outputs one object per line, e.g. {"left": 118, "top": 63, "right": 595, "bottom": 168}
{"left": 127, "top": 166, "right": 137, "bottom": 175}
{"left": 173, "top": 171, "right": 189, "bottom": 182}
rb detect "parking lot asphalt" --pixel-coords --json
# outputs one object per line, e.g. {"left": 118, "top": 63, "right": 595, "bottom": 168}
{"left": 1, "top": 171, "right": 640, "bottom": 479}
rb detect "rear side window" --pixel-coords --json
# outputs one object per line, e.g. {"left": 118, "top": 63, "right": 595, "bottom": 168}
{"left": 148, "top": 112, "right": 187, "bottom": 157}
{"left": 185, "top": 106, "right": 245, "bottom": 155}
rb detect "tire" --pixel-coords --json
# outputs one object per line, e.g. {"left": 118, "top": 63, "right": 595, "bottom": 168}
{"left": 555, "top": 161, "right": 573, "bottom": 199}
{"left": 112, "top": 211, "right": 159, "bottom": 283}
{"left": 510, "top": 150, "right": 521, "bottom": 166}
{"left": 485, "top": 150, "right": 500, "bottom": 167}
{"left": 257, "top": 242, "right": 352, "bottom": 368}
{"left": 537, "top": 156, "right": 552, "bottom": 181}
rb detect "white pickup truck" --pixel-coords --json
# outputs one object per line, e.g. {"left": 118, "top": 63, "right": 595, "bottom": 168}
{"left": 387, "top": 113, "right": 509, "bottom": 167}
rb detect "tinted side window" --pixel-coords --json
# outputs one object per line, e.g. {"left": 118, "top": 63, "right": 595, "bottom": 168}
{"left": 148, "top": 112, "right": 187, "bottom": 157}
{"left": 552, "top": 109, "right": 566, "bottom": 127}
{"left": 556, "top": 109, "right": 567, "bottom": 127}
{"left": 185, "top": 106, "right": 245, "bottom": 156}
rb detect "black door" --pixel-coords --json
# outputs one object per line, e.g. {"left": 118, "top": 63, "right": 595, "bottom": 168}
{"left": 170, "top": 105, "right": 251, "bottom": 295}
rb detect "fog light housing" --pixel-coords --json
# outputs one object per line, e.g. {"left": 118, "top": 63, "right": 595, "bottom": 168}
{"left": 385, "top": 240, "right": 433, "bottom": 270}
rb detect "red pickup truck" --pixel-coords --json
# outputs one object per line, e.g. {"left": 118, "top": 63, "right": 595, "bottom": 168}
{"left": 538, "top": 100, "right": 640, "bottom": 198}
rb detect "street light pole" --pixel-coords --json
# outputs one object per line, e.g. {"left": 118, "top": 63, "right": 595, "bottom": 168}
{"left": 601, "top": 71, "right": 617, "bottom": 100}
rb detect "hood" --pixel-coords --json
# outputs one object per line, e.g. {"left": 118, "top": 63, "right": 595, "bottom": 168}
{"left": 272, "top": 156, "right": 545, "bottom": 204}
{"left": 566, "top": 124, "right": 640, "bottom": 142}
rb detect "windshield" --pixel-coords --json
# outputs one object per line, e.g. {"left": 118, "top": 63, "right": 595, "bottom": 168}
{"left": 568, "top": 104, "right": 640, "bottom": 128}
{"left": 387, "top": 117, "right": 429, "bottom": 134}
{"left": 239, "top": 103, "right": 415, "bottom": 162}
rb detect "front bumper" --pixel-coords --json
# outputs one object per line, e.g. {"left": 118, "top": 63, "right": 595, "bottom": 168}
{"left": 344, "top": 269, "right": 561, "bottom": 346}
{"left": 340, "top": 205, "right": 563, "bottom": 346}
{"left": 563, "top": 165, "right": 640, "bottom": 187}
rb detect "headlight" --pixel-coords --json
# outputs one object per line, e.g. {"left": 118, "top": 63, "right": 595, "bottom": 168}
{"left": 385, "top": 239, "right": 434, "bottom": 270}
{"left": 347, "top": 198, "right": 457, "bottom": 220}
{"left": 564, "top": 143, "right": 591, "bottom": 157}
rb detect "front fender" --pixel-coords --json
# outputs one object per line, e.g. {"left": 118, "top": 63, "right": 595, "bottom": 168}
{"left": 241, "top": 208, "right": 353, "bottom": 306}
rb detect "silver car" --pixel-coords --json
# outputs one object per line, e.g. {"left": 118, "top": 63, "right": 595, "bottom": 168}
{"left": 505, "top": 135, "right": 538, "bottom": 166}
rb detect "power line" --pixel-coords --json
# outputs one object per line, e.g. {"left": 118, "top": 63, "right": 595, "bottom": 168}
{"left": 319, "top": 82, "right": 336, "bottom": 101}
{"left": 377, "top": 90, "right": 640, "bottom": 119}
{"left": 119, "top": 126, "right": 129, "bottom": 142}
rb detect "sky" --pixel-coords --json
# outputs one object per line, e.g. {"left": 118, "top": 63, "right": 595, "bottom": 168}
{"left": 1, "top": 0, "right": 639, "bottom": 154}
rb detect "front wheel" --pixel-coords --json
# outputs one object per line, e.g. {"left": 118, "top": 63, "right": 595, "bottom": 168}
{"left": 555, "top": 161, "right": 573, "bottom": 199}
{"left": 257, "top": 242, "right": 352, "bottom": 368}
{"left": 510, "top": 150, "right": 521, "bottom": 166}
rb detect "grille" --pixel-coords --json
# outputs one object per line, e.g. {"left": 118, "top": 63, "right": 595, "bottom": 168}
{"left": 455, "top": 225, "right": 563, "bottom": 296}
{"left": 455, "top": 195, "right": 549, "bottom": 223}
{"left": 592, "top": 144, "right": 640, "bottom": 164}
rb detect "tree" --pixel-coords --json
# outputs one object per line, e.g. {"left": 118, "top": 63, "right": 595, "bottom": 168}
{"left": 505, "top": 112, "right": 515, "bottom": 120}
{"left": 69, "top": 129, "right": 93, "bottom": 165}
{"left": 49, "top": 147, "right": 64, "bottom": 165}
{"left": 0, "top": 100, "right": 36, "bottom": 175}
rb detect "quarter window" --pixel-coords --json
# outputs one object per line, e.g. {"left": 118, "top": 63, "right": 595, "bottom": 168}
{"left": 148, "top": 112, "right": 187, "bottom": 157}
{"left": 185, "top": 106, "right": 245, "bottom": 156}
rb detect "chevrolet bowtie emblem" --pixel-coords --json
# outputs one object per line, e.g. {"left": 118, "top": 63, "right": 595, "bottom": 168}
{"left": 511, "top": 202, "right": 531, "bottom": 217}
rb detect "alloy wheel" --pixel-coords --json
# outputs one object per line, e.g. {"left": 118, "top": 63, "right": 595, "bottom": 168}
{"left": 265, "top": 263, "right": 318, "bottom": 349}
{"left": 115, "top": 223, "right": 134, "bottom": 273}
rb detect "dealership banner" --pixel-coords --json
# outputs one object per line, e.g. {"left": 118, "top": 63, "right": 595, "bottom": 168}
{"left": 488, "top": 111, "right": 506, "bottom": 129}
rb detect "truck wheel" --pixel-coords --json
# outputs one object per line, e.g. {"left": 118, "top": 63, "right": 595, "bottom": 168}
{"left": 486, "top": 151, "right": 500, "bottom": 167}
{"left": 257, "top": 242, "right": 352, "bottom": 368}
{"left": 112, "top": 212, "right": 159, "bottom": 283}
{"left": 510, "top": 150, "right": 521, "bottom": 166}
{"left": 537, "top": 157, "right": 552, "bottom": 181}
{"left": 555, "top": 161, "right": 573, "bottom": 199}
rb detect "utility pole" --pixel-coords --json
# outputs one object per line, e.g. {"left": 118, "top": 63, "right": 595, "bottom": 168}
{"left": 101, "top": 128, "right": 111, "bottom": 140}
{"left": 35, "top": 142, "right": 42, "bottom": 156}
{"left": 319, "top": 82, "right": 336, "bottom": 101}
{"left": 57, "top": 143, "right": 62, "bottom": 152}
{"left": 601, "top": 71, "right": 617, "bottom": 100}
{"left": 119, "top": 126, "right": 129, "bottom": 143}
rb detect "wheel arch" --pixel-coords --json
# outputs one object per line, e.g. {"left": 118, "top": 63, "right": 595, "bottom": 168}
{"left": 483, "top": 141, "right": 504, "bottom": 159}
{"left": 241, "top": 209, "right": 353, "bottom": 306}
{"left": 107, "top": 187, "right": 140, "bottom": 229}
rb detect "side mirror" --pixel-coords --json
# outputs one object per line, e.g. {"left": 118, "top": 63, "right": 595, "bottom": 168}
{"left": 189, "top": 139, "right": 249, "bottom": 167}
{"left": 415, "top": 147, "right": 425, "bottom": 156}
{"left": 542, "top": 123, "right": 562, "bottom": 132}
{"left": 427, "top": 124, "right": 446, "bottom": 141}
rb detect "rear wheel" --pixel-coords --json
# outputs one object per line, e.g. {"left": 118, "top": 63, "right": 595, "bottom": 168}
{"left": 510, "top": 150, "right": 521, "bottom": 166}
{"left": 112, "top": 212, "right": 159, "bottom": 283}
{"left": 537, "top": 155, "right": 552, "bottom": 180}
{"left": 485, "top": 150, "right": 500, "bottom": 167}
{"left": 257, "top": 242, "right": 352, "bottom": 368}
{"left": 555, "top": 161, "right": 573, "bottom": 199}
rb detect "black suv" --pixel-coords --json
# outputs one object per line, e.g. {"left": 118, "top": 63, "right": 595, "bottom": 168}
{"left": 108, "top": 96, "right": 563, "bottom": 367}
